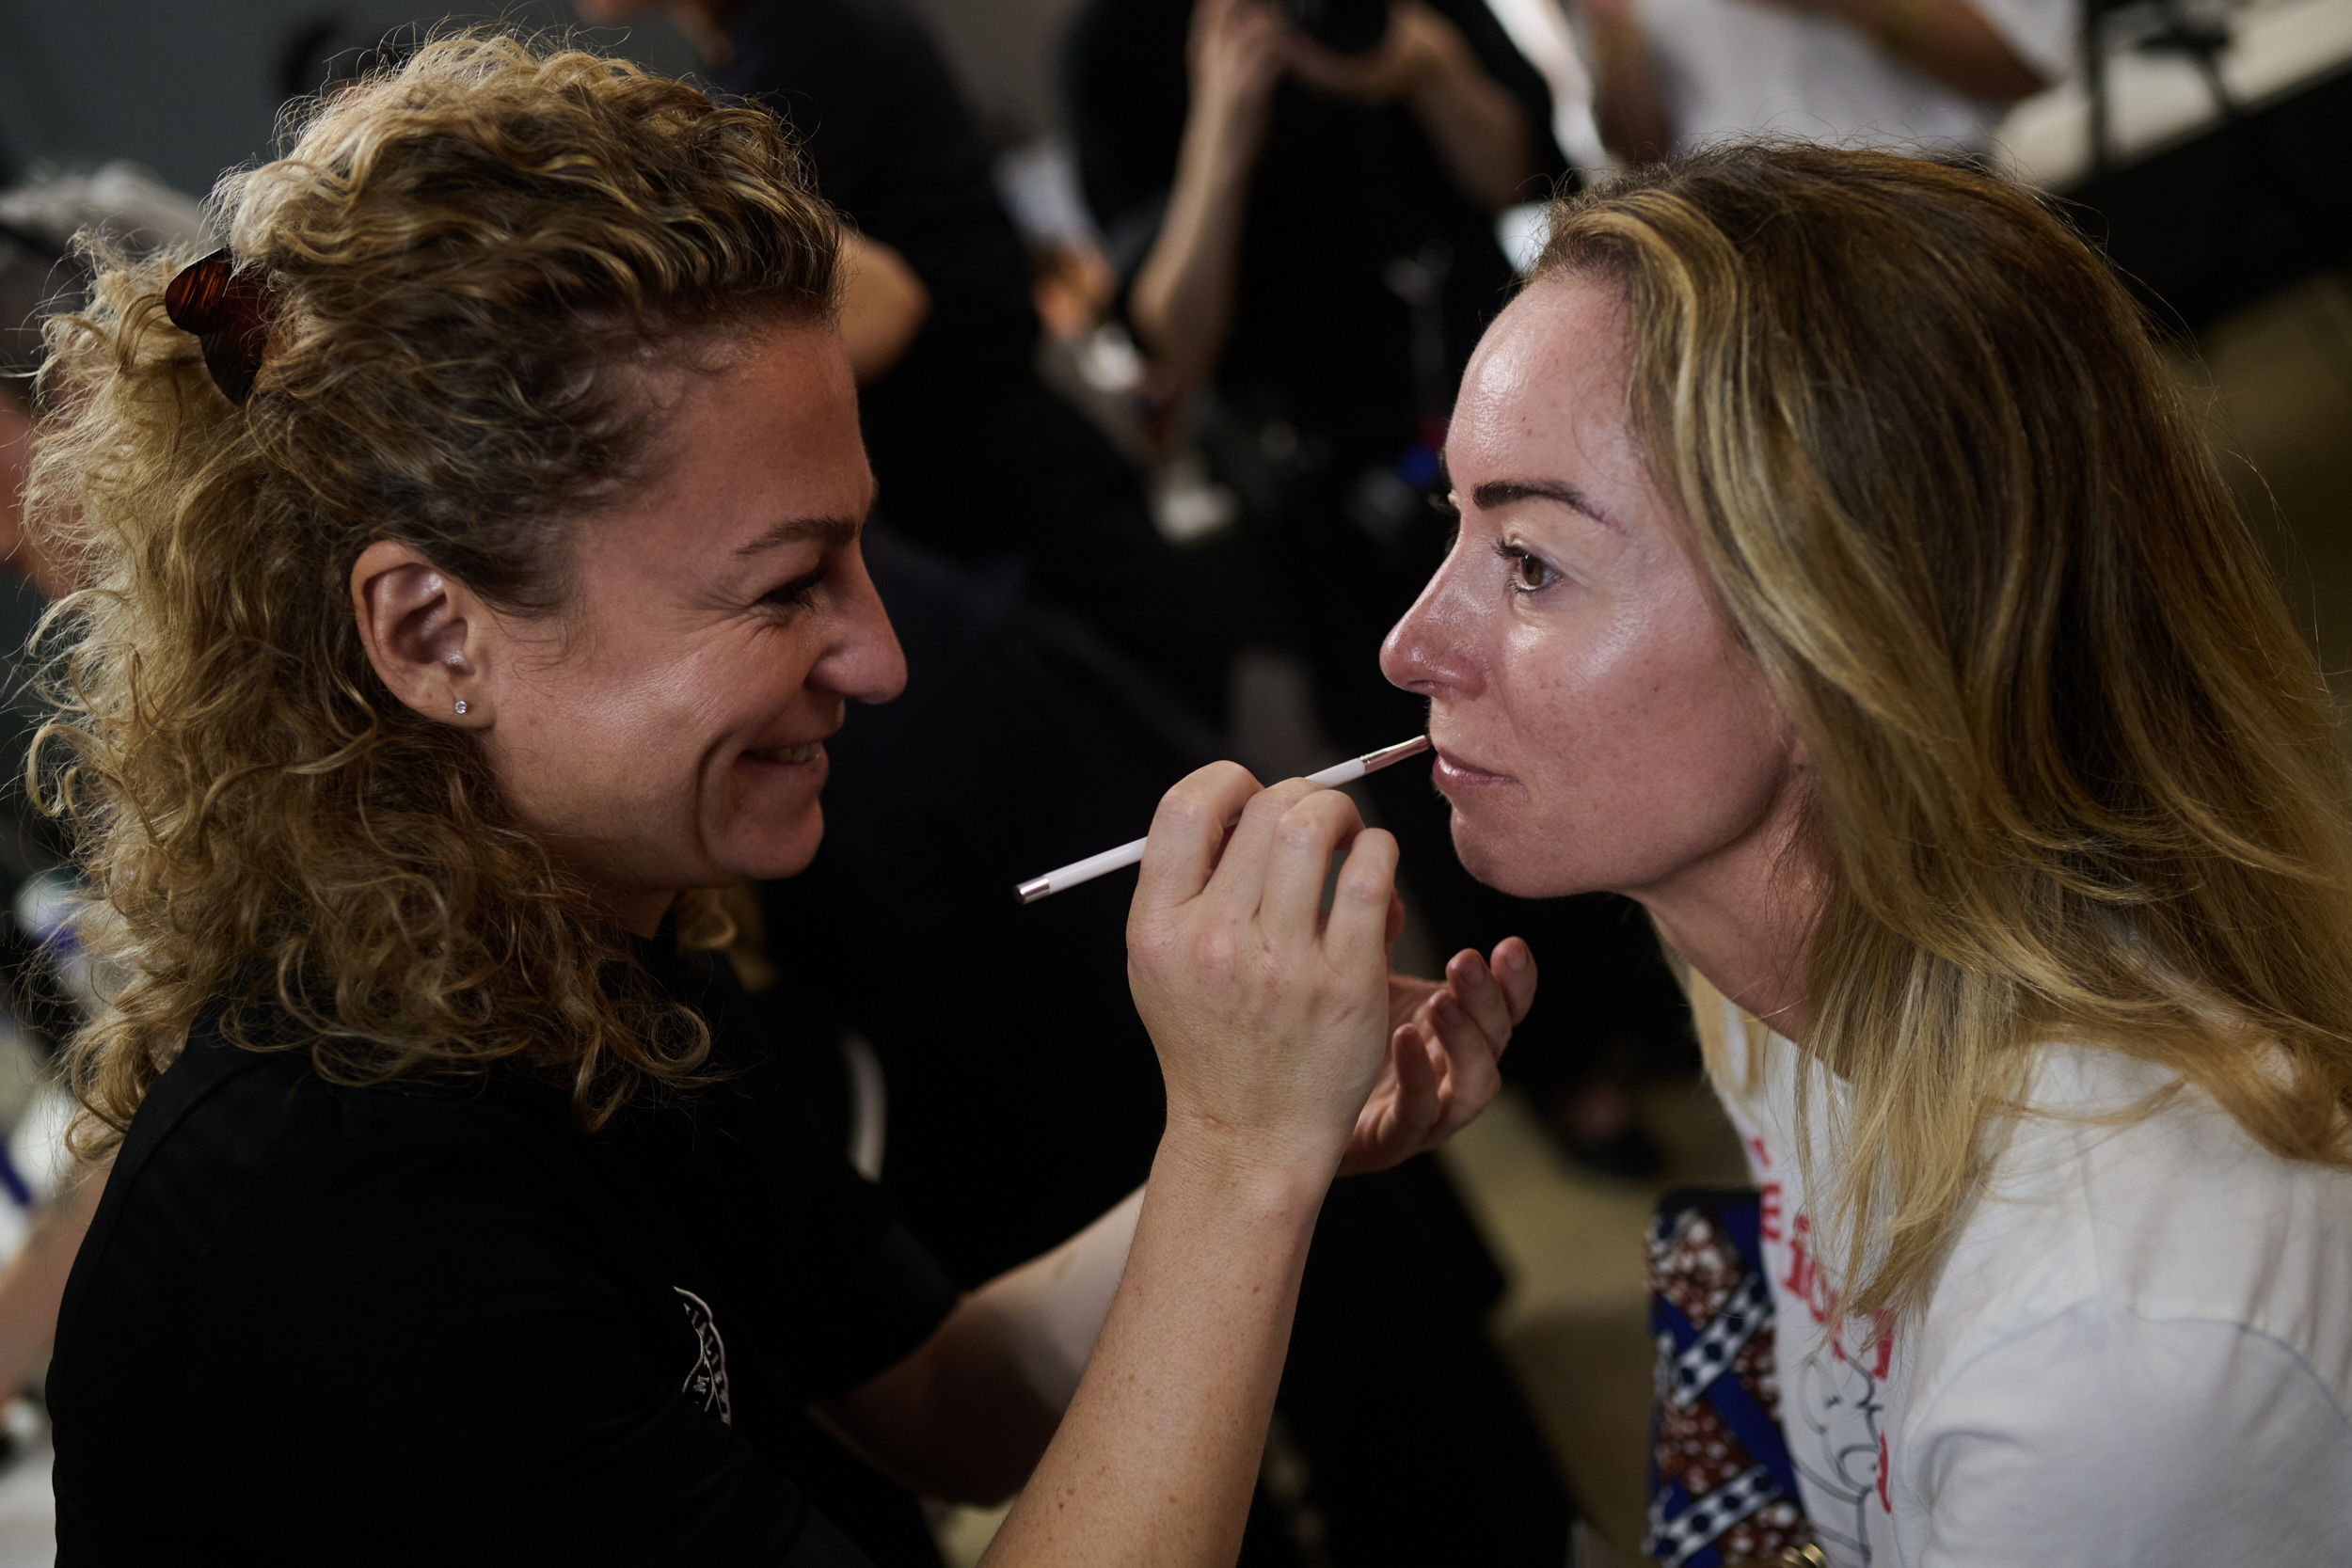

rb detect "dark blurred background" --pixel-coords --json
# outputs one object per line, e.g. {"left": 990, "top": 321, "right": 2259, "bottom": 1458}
{"left": 0, "top": 0, "right": 1106, "bottom": 193}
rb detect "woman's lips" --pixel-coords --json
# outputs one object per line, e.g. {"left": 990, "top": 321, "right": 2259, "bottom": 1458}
{"left": 1430, "top": 744, "right": 1511, "bottom": 792}
{"left": 742, "top": 740, "right": 826, "bottom": 767}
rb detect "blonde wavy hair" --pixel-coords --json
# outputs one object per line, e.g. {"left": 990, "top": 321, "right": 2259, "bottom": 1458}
{"left": 28, "top": 34, "right": 842, "bottom": 1153}
{"left": 1538, "top": 144, "right": 2352, "bottom": 1323}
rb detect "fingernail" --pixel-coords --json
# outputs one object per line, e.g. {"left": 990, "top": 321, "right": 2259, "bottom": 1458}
{"left": 1502, "top": 943, "right": 1527, "bottom": 972}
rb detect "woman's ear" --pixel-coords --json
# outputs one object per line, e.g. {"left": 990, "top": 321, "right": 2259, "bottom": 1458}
{"left": 349, "top": 539, "right": 494, "bottom": 726}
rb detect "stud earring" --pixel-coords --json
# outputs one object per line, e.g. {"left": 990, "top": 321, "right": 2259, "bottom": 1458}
{"left": 454, "top": 699, "right": 469, "bottom": 716}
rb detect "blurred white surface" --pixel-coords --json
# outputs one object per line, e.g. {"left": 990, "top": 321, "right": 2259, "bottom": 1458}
{"left": 0, "top": 1412, "right": 50, "bottom": 1567}
{"left": 1994, "top": 0, "right": 2352, "bottom": 185}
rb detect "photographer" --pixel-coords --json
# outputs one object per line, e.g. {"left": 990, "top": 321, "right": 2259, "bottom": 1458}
{"left": 1115, "top": 0, "right": 1542, "bottom": 399}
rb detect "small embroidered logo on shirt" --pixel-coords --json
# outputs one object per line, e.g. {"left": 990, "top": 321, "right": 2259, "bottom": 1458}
{"left": 675, "top": 1286, "right": 732, "bottom": 1426}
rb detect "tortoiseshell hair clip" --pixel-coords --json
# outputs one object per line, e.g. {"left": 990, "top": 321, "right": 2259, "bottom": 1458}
{"left": 163, "top": 248, "right": 274, "bottom": 404}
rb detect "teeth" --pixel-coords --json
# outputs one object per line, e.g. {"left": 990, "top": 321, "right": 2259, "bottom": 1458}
{"left": 758, "top": 742, "right": 822, "bottom": 764}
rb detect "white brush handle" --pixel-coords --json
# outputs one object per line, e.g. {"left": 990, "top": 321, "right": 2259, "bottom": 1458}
{"left": 1014, "top": 736, "right": 1432, "bottom": 905}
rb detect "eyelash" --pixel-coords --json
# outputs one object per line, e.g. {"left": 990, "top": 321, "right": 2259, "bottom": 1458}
{"left": 1494, "top": 541, "right": 1559, "bottom": 594}
{"left": 762, "top": 568, "right": 826, "bottom": 610}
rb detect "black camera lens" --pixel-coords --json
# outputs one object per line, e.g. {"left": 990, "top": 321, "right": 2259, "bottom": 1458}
{"left": 1281, "top": 0, "right": 1391, "bottom": 55}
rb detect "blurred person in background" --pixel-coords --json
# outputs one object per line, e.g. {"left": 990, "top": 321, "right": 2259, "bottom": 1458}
{"left": 1571, "top": 0, "right": 2069, "bottom": 161}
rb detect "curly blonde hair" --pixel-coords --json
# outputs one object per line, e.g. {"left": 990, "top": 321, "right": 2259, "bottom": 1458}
{"left": 1540, "top": 144, "right": 2352, "bottom": 1323}
{"left": 28, "top": 33, "right": 842, "bottom": 1152}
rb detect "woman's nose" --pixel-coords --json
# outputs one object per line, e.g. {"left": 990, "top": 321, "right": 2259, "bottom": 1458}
{"left": 1381, "top": 559, "right": 1481, "bottom": 700}
{"left": 823, "top": 545, "right": 908, "bottom": 705}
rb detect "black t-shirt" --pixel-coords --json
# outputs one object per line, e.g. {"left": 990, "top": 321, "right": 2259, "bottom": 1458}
{"left": 1066, "top": 0, "right": 1568, "bottom": 460}
{"left": 49, "top": 937, "right": 958, "bottom": 1565}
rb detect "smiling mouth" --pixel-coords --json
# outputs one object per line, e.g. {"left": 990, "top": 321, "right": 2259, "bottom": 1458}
{"left": 746, "top": 741, "right": 825, "bottom": 765}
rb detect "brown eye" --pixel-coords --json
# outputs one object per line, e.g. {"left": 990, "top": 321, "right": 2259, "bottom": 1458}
{"left": 1496, "top": 542, "right": 1556, "bottom": 593}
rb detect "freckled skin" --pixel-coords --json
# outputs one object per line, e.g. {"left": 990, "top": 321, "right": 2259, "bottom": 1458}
{"left": 479, "top": 325, "right": 906, "bottom": 932}
{"left": 1379, "top": 277, "right": 1811, "bottom": 1002}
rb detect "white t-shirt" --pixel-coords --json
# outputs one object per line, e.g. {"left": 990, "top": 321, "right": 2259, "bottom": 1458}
{"left": 1712, "top": 997, "right": 2352, "bottom": 1566}
{"left": 1629, "top": 0, "right": 2076, "bottom": 152}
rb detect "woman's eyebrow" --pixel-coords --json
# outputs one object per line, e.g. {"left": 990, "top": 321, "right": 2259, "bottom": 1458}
{"left": 733, "top": 509, "right": 866, "bottom": 557}
{"left": 1470, "top": 478, "right": 1622, "bottom": 531}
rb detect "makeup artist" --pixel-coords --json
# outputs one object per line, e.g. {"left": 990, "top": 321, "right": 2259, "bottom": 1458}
{"left": 30, "top": 36, "right": 1530, "bottom": 1564}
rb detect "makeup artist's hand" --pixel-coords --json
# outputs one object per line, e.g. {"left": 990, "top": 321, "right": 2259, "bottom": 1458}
{"left": 1128, "top": 764, "right": 1401, "bottom": 1180}
{"left": 1339, "top": 939, "right": 1534, "bottom": 1174}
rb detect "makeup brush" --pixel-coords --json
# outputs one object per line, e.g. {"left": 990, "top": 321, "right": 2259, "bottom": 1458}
{"left": 1015, "top": 735, "right": 1434, "bottom": 904}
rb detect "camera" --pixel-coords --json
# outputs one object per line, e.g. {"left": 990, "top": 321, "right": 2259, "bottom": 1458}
{"left": 1282, "top": 0, "right": 1392, "bottom": 55}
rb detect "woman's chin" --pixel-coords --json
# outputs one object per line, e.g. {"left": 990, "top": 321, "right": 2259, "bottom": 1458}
{"left": 718, "top": 806, "right": 826, "bottom": 885}
{"left": 1449, "top": 813, "right": 1571, "bottom": 900}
